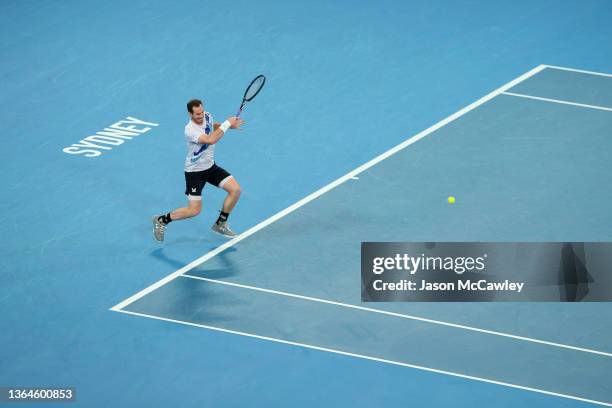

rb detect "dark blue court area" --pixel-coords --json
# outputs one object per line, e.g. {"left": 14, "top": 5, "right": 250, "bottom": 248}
{"left": 2, "top": 1, "right": 612, "bottom": 407}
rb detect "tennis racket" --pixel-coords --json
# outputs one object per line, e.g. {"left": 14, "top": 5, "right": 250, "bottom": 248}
{"left": 236, "top": 75, "right": 266, "bottom": 117}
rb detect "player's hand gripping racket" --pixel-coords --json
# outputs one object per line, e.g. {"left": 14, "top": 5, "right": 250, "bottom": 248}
{"left": 236, "top": 74, "right": 266, "bottom": 117}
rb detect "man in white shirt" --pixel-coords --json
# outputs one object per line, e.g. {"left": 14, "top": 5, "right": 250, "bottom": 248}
{"left": 152, "top": 99, "right": 244, "bottom": 241}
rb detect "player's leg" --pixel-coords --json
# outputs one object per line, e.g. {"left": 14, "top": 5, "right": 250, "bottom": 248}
{"left": 220, "top": 177, "right": 241, "bottom": 214}
{"left": 152, "top": 171, "right": 205, "bottom": 242}
{"left": 153, "top": 199, "right": 202, "bottom": 242}
{"left": 170, "top": 199, "right": 202, "bottom": 220}
{"left": 209, "top": 166, "right": 241, "bottom": 237}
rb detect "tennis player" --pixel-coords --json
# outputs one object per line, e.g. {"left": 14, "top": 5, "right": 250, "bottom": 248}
{"left": 152, "top": 99, "right": 244, "bottom": 242}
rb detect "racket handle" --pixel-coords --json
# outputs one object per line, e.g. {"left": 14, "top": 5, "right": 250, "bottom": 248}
{"left": 236, "top": 101, "right": 247, "bottom": 118}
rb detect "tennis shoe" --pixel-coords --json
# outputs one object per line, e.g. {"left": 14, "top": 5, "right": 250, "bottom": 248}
{"left": 211, "top": 221, "right": 237, "bottom": 238}
{"left": 152, "top": 216, "right": 166, "bottom": 242}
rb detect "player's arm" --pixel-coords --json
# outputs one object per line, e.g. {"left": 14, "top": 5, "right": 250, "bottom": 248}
{"left": 197, "top": 117, "right": 244, "bottom": 144}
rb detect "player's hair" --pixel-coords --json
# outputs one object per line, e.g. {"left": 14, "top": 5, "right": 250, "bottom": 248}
{"left": 187, "top": 99, "right": 203, "bottom": 113}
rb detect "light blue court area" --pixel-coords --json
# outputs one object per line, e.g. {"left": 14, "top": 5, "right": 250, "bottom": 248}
{"left": 4, "top": 1, "right": 612, "bottom": 407}
{"left": 115, "top": 66, "right": 612, "bottom": 406}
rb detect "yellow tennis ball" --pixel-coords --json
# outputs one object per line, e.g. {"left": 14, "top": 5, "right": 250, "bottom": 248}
{"left": 447, "top": 196, "right": 456, "bottom": 204}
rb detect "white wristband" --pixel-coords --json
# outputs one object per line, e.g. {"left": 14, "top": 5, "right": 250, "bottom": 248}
{"left": 220, "top": 120, "right": 231, "bottom": 133}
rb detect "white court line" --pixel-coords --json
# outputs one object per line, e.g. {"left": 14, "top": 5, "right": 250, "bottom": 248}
{"left": 112, "top": 308, "right": 612, "bottom": 407}
{"left": 544, "top": 65, "right": 612, "bottom": 78}
{"left": 111, "top": 64, "right": 547, "bottom": 312}
{"left": 502, "top": 91, "right": 612, "bottom": 112}
{"left": 180, "top": 274, "right": 612, "bottom": 358}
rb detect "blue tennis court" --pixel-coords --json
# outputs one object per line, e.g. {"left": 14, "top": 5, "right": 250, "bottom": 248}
{"left": 2, "top": 1, "right": 612, "bottom": 407}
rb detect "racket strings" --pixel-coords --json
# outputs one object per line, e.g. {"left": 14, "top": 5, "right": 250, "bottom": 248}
{"left": 244, "top": 76, "right": 265, "bottom": 101}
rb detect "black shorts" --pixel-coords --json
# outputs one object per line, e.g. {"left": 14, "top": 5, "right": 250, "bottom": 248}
{"left": 184, "top": 163, "right": 232, "bottom": 199}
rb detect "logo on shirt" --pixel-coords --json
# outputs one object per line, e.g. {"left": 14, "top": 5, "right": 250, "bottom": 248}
{"left": 193, "top": 144, "right": 209, "bottom": 156}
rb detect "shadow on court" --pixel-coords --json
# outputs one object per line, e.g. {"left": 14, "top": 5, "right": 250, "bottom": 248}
{"left": 150, "top": 247, "right": 239, "bottom": 280}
